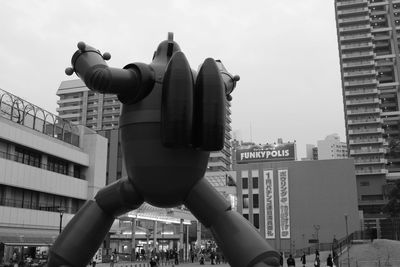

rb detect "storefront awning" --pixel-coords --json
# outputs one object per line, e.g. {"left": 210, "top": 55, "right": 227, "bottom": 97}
{"left": 0, "top": 234, "right": 55, "bottom": 246}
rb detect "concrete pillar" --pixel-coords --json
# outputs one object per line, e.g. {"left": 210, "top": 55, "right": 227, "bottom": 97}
{"left": 131, "top": 218, "right": 136, "bottom": 260}
{"left": 180, "top": 219, "right": 184, "bottom": 260}
{"left": 153, "top": 221, "right": 158, "bottom": 251}
{"left": 196, "top": 220, "right": 201, "bottom": 248}
{"left": 186, "top": 223, "right": 189, "bottom": 261}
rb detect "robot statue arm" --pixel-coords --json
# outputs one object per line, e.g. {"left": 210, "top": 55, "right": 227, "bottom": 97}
{"left": 215, "top": 60, "right": 240, "bottom": 101}
{"left": 65, "top": 42, "right": 155, "bottom": 104}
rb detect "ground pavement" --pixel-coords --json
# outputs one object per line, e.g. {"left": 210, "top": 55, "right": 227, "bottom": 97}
{"left": 95, "top": 262, "right": 230, "bottom": 267}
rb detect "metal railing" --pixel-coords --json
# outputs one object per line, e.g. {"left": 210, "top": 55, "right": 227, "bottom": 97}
{"left": 0, "top": 198, "right": 77, "bottom": 214}
{"left": 0, "top": 150, "right": 84, "bottom": 179}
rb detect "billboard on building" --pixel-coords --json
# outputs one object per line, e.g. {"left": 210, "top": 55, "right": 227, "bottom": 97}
{"left": 278, "top": 169, "right": 290, "bottom": 239}
{"left": 236, "top": 144, "right": 295, "bottom": 164}
{"left": 263, "top": 170, "right": 275, "bottom": 239}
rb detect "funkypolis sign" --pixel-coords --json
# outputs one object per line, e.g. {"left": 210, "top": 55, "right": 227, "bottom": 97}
{"left": 236, "top": 144, "right": 295, "bottom": 164}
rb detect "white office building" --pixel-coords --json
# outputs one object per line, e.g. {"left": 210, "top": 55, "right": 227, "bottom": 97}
{"left": 0, "top": 88, "right": 107, "bottom": 263}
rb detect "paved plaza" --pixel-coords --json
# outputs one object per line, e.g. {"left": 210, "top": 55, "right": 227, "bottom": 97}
{"left": 95, "top": 262, "right": 230, "bottom": 267}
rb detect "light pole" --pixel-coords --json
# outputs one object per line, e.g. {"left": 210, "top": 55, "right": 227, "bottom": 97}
{"left": 58, "top": 207, "right": 65, "bottom": 234}
{"left": 313, "top": 224, "right": 320, "bottom": 251}
{"left": 344, "top": 214, "right": 350, "bottom": 267}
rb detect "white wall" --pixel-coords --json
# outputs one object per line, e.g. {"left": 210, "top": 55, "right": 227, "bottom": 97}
{"left": 0, "top": 158, "right": 88, "bottom": 199}
{"left": 0, "top": 206, "right": 74, "bottom": 231}
{"left": 0, "top": 117, "right": 89, "bottom": 166}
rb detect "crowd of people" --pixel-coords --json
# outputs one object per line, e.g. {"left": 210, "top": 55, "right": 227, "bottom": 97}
{"left": 279, "top": 250, "right": 335, "bottom": 267}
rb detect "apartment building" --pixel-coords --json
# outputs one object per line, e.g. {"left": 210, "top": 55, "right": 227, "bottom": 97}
{"left": 334, "top": 0, "right": 400, "bottom": 220}
{"left": 56, "top": 79, "right": 234, "bottom": 183}
{"left": 304, "top": 134, "right": 348, "bottom": 160}
{"left": 0, "top": 88, "right": 107, "bottom": 263}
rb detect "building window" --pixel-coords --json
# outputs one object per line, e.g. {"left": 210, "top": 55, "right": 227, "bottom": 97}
{"left": 253, "top": 213, "right": 260, "bottom": 229}
{"left": 252, "top": 177, "right": 259, "bottom": 189}
{"left": 361, "top": 195, "right": 384, "bottom": 201}
{"left": 47, "top": 156, "right": 69, "bottom": 176}
{"left": 360, "top": 181, "right": 370, "bottom": 187}
{"left": 253, "top": 194, "right": 259, "bottom": 208}
{"left": 243, "top": 214, "right": 249, "bottom": 221}
{"left": 243, "top": 194, "right": 249, "bottom": 208}
{"left": 15, "top": 146, "right": 41, "bottom": 168}
{"left": 242, "top": 178, "right": 248, "bottom": 189}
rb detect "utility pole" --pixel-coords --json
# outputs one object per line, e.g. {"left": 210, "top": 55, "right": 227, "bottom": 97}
{"left": 344, "top": 214, "right": 350, "bottom": 267}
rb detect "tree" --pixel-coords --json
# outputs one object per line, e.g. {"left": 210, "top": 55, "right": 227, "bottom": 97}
{"left": 383, "top": 180, "right": 400, "bottom": 240}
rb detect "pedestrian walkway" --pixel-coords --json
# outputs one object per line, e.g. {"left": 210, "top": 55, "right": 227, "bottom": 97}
{"left": 95, "top": 262, "right": 230, "bottom": 267}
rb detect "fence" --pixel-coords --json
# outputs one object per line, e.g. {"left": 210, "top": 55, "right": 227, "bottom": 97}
{"left": 339, "top": 259, "right": 400, "bottom": 267}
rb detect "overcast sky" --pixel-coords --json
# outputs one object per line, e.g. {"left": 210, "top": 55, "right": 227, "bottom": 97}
{"left": 0, "top": 0, "right": 344, "bottom": 158}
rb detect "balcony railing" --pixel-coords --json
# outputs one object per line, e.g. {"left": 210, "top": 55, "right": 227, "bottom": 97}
{"left": 341, "top": 42, "right": 373, "bottom": 50}
{"left": 342, "top": 51, "right": 374, "bottom": 59}
{"left": 340, "top": 33, "right": 372, "bottom": 41}
{"left": 340, "top": 24, "right": 370, "bottom": 32}
{"left": 350, "top": 148, "right": 386, "bottom": 154}
{"left": 348, "top": 118, "right": 381, "bottom": 124}
{"left": 344, "top": 79, "right": 377, "bottom": 86}
{"left": 355, "top": 168, "right": 388, "bottom": 175}
{"left": 344, "top": 69, "right": 375, "bottom": 77}
{"left": 0, "top": 150, "right": 84, "bottom": 179}
{"left": 338, "top": 15, "right": 370, "bottom": 24}
{"left": 349, "top": 138, "right": 384, "bottom": 144}
{"left": 346, "top": 98, "right": 380, "bottom": 105}
{"left": 342, "top": 60, "right": 375, "bottom": 68}
{"left": 345, "top": 88, "right": 378, "bottom": 96}
{"left": 336, "top": 0, "right": 366, "bottom": 7}
{"left": 354, "top": 158, "right": 387, "bottom": 164}
{"left": 347, "top": 108, "right": 381, "bottom": 115}
{"left": 348, "top": 128, "right": 383, "bottom": 134}
{"left": 337, "top": 7, "right": 369, "bottom": 15}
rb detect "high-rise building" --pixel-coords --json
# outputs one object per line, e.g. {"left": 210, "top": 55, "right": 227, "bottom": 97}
{"left": 334, "top": 0, "right": 400, "bottom": 219}
{"left": 304, "top": 134, "right": 348, "bottom": 160}
{"left": 56, "top": 79, "right": 234, "bottom": 183}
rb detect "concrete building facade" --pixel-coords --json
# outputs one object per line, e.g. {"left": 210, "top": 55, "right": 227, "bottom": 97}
{"left": 235, "top": 159, "right": 360, "bottom": 254}
{"left": 0, "top": 88, "right": 107, "bottom": 263}
{"left": 334, "top": 0, "right": 400, "bottom": 219}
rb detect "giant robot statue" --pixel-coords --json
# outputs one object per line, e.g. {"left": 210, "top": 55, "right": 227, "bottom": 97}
{"left": 48, "top": 33, "right": 280, "bottom": 267}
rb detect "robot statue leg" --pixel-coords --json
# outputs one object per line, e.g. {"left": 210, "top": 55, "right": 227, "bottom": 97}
{"left": 184, "top": 178, "right": 280, "bottom": 267}
{"left": 48, "top": 178, "right": 144, "bottom": 267}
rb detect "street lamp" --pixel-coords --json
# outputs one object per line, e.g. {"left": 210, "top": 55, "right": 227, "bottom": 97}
{"left": 313, "top": 224, "right": 320, "bottom": 251}
{"left": 58, "top": 207, "right": 65, "bottom": 234}
{"left": 344, "top": 214, "right": 350, "bottom": 267}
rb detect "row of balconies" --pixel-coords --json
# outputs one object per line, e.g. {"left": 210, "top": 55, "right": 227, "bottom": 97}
{"left": 338, "top": 15, "right": 370, "bottom": 25}
{"left": 347, "top": 108, "right": 381, "bottom": 115}
{"left": 349, "top": 137, "right": 385, "bottom": 144}
{"left": 343, "top": 60, "right": 375, "bottom": 68}
{"left": 346, "top": 98, "right": 380, "bottom": 105}
{"left": 354, "top": 158, "right": 387, "bottom": 165}
{"left": 344, "top": 69, "right": 376, "bottom": 77}
{"left": 339, "top": 24, "right": 371, "bottom": 33}
{"left": 348, "top": 128, "right": 384, "bottom": 135}
{"left": 350, "top": 147, "right": 386, "bottom": 155}
{"left": 348, "top": 117, "right": 382, "bottom": 124}
{"left": 341, "top": 42, "right": 373, "bottom": 51}
{"left": 344, "top": 79, "right": 378, "bottom": 86}
{"left": 340, "top": 33, "right": 372, "bottom": 42}
{"left": 345, "top": 88, "right": 378, "bottom": 96}
{"left": 355, "top": 168, "right": 388, "bottom": 175}
{"left": 342, "top": 51, "right": 374, "bottom": 59}
{"left": 336, "top": 0, "right": 366, "bottom": 8}
{"left": 337, "top": 7, "right": 369, "bottom": 16}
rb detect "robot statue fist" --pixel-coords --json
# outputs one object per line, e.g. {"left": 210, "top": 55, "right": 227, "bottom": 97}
{"left": 48, "top": 33, "right": 279, "bottom": 267}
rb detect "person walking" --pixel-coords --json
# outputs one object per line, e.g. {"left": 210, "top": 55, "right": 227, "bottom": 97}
{"left": 300, "top": 252, "right": 306, "bottom": 267}
{"left": 326, "top": 254, "right": 333, "bottom": 267}
{"left": 109, "top": 252, "right": 115, "bottom": 267}
{"left": 314, "top": 255, "right": 320, "bottom": 267}
{"left": 286, "top": 254, "right": 295, "bottom": 267}
{"left": 279, "top": 252, "right": 284, "bottom": 267}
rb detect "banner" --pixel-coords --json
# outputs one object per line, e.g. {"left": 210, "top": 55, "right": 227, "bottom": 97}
{"left": 278, "top": 169, "right": 290, "bottom": 239}
{"left": 236, "top": 143, "right": 296, "bottom": 164}
{"left": 263, "top": 170, "right": 275, "bottom": 239}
